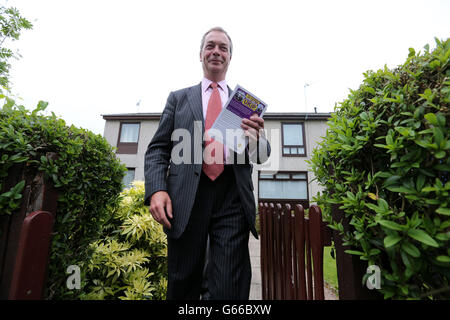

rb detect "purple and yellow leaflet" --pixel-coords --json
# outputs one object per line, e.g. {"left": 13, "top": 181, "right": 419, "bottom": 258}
{"left": 209, "top": 85, "right": 268, "bottom": 154}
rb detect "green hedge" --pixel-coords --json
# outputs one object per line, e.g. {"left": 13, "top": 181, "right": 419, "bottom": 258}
{"left": 0, "top": 98, "right": 126, "bottom": 299}
{"left": 310, "top": 38, "right": 449, "bottom": 299}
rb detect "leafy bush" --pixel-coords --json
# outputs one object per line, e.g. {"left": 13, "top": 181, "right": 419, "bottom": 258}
{"left": 0, "top": 99, "right": 126, "bottom": 299}
{"left": 81, "top": 181, "right": 168, "bottom": 300}
{"left": 310, "top": 38, "right": 449, "bottom": 299}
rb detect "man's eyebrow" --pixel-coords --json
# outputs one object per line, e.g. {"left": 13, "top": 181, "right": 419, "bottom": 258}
{"left": 206, "top": 40, "right": 228, "bottom": 47}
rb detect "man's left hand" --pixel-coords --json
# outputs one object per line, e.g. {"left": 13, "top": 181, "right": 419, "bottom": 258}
{"left": 241, "top": 114, "right": 264, "bottom": 142}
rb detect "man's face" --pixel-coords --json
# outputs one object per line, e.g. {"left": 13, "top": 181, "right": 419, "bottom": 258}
{"left": 200, "top": 31, "right": 231, "bottom": 81}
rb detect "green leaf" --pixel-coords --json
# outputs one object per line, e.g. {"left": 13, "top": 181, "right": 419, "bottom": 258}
{"left": 414, "top": 139, "right": 431, "bottom": 149}
{"left": 401, "top": 242, "right": 421, "bottom": 258}
{"left": 391, "top": 162, "right": 408, "bottom": 168}
{"left": 366, "top": 203, "right": 381, "bottom": 213}
{"left": 344, "top": 250, "right": 364, "bottom": 256}
{"left": 395, "top": 127, "right": 412, "bottom": 137}
{"left": 377, "top": 171, "right": 392, "bottom": 178}
{"left": 414, "top": 106, "right": 425, "bottom": 119}
{"left": 433, "top": 127, "right": 444, "bottom": 145}
{"left": 378, "top": 198, "right": 389, "bottom": 211}
{"left": 434, "top": 164, "right": 450, "bottom": 171}
{"left": 436, "top": 113, "right": 446, "bottom": 127}
{"left": 9, "top": 180, "right": 25, "bottom": 195}
{"left": 386, "top": 132, "right": 394, "bottom": 145}
{"left": 435, "top": 233, "right": 448, "bottom": 241}
{"left": 364, "top": 87, "right": 375, "bottom": 95}
{"left": 436, "top": 207, "right": 450, "bottom": 216}
{"left": 383, "top": 175, "right": 401, "bottom": 187}
{"left": 436, "top": 256, "right": 450, "bottom": 263}
{"left": 384, "top": 235, "right": 402, "bottom": 248}
{"left": 401, "top": 250, "right": 413, "bottom": 269}
{"left": 378, "top": 220, "right": 406, "bottom": 231}
{"left": 31, "top": 100, "right": 49, "bottom": 115}
{"left": 435, "top": 150, "right": 446, "bottom": 159}
{"left": 386, "top": 186, "right": 412, "bottom": 193}
{"left": 407, "top": 229, "right": 439, "bottom": 247}
{"left": 400, "top": 285, "right": 409, "bottom": 295}
{"left": 424, "top": 113, "right": 437, "bottom": 125}
{"left": 416, "top": 175, "right": 426, "bottom": 191}
{"left": 374, "top": 143, "right": 389, "bottom": 149}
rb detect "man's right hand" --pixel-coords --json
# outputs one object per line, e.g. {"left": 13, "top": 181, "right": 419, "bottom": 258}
{"left": 149, "top": 191, "right": 173, "bottom": 229}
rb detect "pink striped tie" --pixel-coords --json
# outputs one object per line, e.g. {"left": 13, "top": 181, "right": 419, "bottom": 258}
{"left": 202, "top": 82, "right": 224, "bottom": 181}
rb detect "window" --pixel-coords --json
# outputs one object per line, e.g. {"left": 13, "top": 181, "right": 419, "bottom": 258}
{"left": 117, "top": 122, "right": 140, "bottom": 154}
{"left": 258, "top": 171, "right": 309, "bottom": 208}
{"left": 122, "top": 168, "right": 135, "bottom": 189}
{"left": 120, "top": 123, "right": 140, "bottom": 142}
{"left": 281, "top": 123, "right": 306, "bottom": 156}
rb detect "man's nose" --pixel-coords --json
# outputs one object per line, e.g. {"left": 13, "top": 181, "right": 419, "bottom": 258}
{"left": 212, "top": 46, "right": 220, "bottom": 55}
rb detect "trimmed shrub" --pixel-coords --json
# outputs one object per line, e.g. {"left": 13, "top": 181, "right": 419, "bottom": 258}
{"left": 0, "top": 99, "right": 126, "bottom": 299}
{"left": 81, "top": 181, "right": 168, "bottom": 300}
{"left": 309, "top": 38, "right": 449, "bottom": 299}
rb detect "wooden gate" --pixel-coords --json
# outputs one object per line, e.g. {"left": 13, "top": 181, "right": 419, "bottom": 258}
{"left": 0, "top": 153, "right": 59, "bottom": 299}
{"left": 258, "top": 203, "right": 332, "bottom": 300}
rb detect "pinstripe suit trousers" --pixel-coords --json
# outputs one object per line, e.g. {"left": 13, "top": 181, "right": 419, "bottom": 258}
{"left": 166, "top": 165, "right": 251, "bottom": 300}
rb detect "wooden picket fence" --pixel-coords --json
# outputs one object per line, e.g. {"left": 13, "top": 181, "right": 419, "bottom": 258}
{"left": 258, "top": 203, "right": 332, "bottom": 300}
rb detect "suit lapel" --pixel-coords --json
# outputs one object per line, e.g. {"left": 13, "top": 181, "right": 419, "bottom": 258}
{"left": 227, "top": 85, "right": 232, "bottom": 97}
{"left": 187, "top": 83, "right": 204, "bottom": 133}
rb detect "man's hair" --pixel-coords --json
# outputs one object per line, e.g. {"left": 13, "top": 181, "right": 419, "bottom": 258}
{"left": 200, "top": 27, "right": 233, "bottom": 57}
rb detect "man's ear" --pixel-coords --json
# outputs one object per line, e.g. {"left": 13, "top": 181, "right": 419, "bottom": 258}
{"left": 199, "top": 52, "right": 203, "bottom": 62}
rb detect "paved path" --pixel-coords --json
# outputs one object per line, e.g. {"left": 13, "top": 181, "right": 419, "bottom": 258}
{"left": 248, "top": 235, "right": 337, "bottom": 300}
{"left": 249, "top": 235, "right": 262, "bottom": 300}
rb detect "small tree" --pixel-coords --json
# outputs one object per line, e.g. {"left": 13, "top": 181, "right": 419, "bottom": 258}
{"left": 0, "top": 6, "right": 33, "bottom": 90}
{"left": 310, "top": 38, "right": 449, "bottom": 299}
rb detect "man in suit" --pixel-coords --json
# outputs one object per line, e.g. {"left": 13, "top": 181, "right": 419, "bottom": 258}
{"left": 144, "top": 27, "right": 270, "bottom": 300}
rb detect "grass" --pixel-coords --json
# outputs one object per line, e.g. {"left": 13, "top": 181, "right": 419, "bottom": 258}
{"left": 323, "top": 244, "right": 339, "bottom": 295}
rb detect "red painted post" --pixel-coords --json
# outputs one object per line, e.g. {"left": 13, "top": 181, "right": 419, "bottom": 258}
{"left": 258, "top": 203, "right": 267, "bottom": 300}
{"left": 8, "top": 211, "right": 54, "bottom": 299}
{"left": 283, "top": 204, "right": 294, "bottom": 300}
{"left": 274, "top": 204, "right": 283, "bottom": 299}
{"left": 294, "top": 204, "right": 307, "bottom": 300}
{"left": 309, "top": 205, "right": 325, "bottom": 300}
{"left": 305, "top": 218, "right": 313, "bottom": 300}
{"left": 290, "top": 205, "right": 298, "bottom": 300}
{"left": 267, "top": 203, "right": 275, "bottom": 299}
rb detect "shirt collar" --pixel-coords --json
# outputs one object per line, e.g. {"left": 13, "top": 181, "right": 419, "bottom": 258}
{"left": 202, "top": 77, "right": 227, "bottom": 93}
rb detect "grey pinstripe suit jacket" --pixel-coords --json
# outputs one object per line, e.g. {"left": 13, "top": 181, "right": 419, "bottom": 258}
{"left": 144, "top": 83, "right": 271, "bottom": 239}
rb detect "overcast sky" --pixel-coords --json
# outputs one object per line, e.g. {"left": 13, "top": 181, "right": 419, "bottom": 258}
{"left": 4, "top": 0, "right": 450, "bottom": 135}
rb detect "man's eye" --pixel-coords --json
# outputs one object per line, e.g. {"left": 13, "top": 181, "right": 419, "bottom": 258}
{"left": 220, "top": 47, "right": 228, "bottom": 51}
